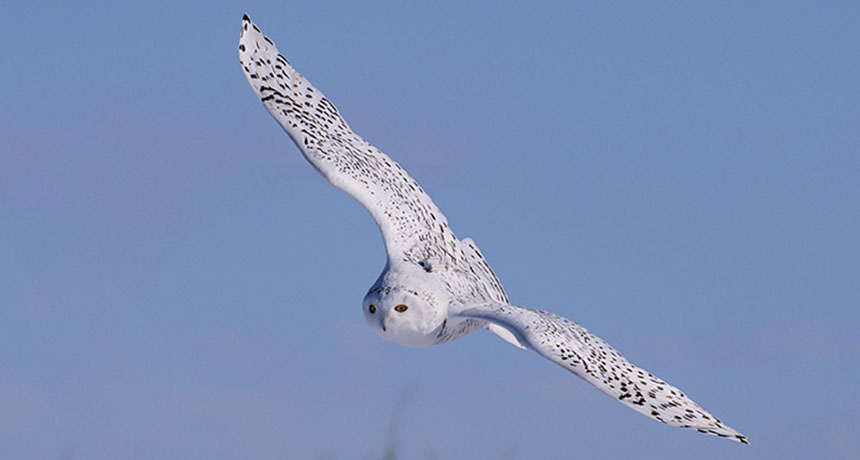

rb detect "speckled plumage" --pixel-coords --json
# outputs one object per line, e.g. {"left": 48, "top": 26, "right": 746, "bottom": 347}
{"left": 238, "top": 14, "right": 748, "bottom": 444}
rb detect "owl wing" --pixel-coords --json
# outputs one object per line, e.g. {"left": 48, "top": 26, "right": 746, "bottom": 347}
{"left": 455, "top": 303, "right": 749, "bottom": 444}
{"left": 238, "top": 15, "right": 460, "bottom": 270}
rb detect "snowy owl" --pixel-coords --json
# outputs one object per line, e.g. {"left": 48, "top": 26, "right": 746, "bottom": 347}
{"left": 238, "top": 14, "right": 748, "bottom": 444}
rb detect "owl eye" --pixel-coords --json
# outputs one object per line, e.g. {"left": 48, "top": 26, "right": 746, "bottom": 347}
{"left": 394, "top": 304, "right": 408, "bottom": 313}
{"left": 369, "top": 304, "right": 376, "bottom": 314}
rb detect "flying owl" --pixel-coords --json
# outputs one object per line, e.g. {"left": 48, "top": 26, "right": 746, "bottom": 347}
{"left": 238, "top": 14, "right": 748, "bottom": 444}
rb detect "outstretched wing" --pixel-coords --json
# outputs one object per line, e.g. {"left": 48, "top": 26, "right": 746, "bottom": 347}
{"left": 238, "top": 15, "right": 460, "bottom": 269}
{"left": 456, "top": 303, "right": 749, "bottom": 444}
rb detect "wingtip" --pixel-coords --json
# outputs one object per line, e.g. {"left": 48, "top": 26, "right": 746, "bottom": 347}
{"left": 725, "top": 424, "right": 749, "bottom": 445}
{"left": 705, "top": 427, "right": 749, "bottom": 445}
{"left": 242, "top": 13, "right": 251, "bottom": 22}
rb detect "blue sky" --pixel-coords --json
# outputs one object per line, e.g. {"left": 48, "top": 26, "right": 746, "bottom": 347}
{"left": 2, "top": 1, "right": 858, "bottom": 459}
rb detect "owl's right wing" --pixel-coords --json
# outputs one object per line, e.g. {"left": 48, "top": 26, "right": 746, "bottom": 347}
{"left": 238, "top": 15, "right": 461, "bottom": 270}
{"left": 455, "top": 303, "right": 749, "bottom": 444}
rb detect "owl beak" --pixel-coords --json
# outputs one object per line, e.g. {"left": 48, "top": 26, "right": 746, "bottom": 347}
{"left": 381, "top": 316, "right": 388, "bottom": 332}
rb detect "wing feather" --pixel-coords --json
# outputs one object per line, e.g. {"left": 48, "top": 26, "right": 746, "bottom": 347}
{"left": 456, "top": 303, "right": 749, "bottom": 444}
{"left": 238, "top": 15, "right": 459, "bottom": 269}
{"left": 459, "top": 238, "right": 508, "bottom": 304}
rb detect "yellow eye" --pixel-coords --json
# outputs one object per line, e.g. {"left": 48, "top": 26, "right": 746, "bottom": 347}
{"left": 369, "top": 304, "right": 376, "bottom": 314}
{"left": 394, "top": 304, "right": 408, "bottom": 313}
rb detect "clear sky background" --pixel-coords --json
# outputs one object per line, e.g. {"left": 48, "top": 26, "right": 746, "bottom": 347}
{"left": 2, "top": 1, "right": 858, "bottom": 459}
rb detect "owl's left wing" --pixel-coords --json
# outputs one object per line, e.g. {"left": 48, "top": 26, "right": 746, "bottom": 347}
{"left": 455, "top": 303, "right": 749, "bottom": 444}
{"left": 238, "top": 15, "right": 461, "bottom": 270}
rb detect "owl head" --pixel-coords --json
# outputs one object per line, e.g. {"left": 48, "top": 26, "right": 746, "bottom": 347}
{"left": 362, "top": 286, "right": 445, "bottom": 348}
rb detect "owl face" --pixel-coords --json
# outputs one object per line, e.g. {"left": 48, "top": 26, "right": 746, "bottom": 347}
{"left": 362, "top": 287, "right": 445, "bottom": 348}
